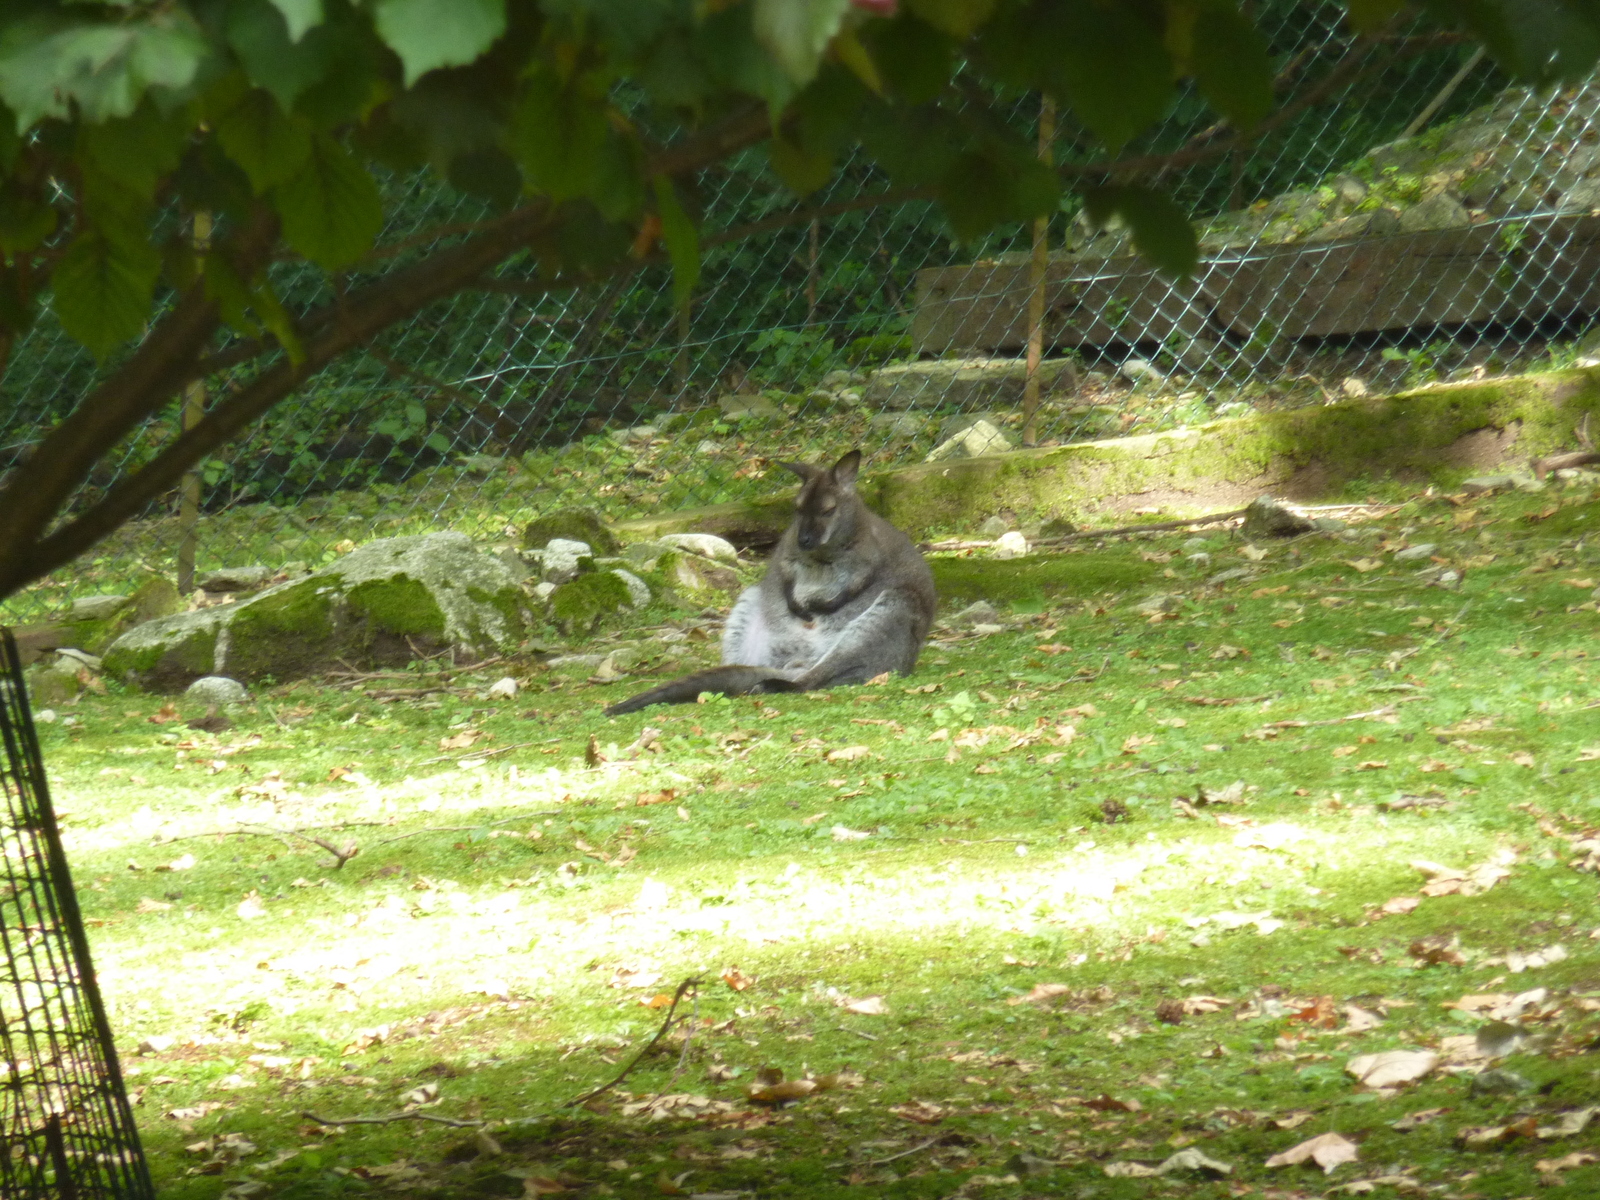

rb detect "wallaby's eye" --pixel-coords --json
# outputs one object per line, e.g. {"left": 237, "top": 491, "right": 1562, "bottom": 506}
{"left": 819, "top": 502, "right": 836, "bottom": 515}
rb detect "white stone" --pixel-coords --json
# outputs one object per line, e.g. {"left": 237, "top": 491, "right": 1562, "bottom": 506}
{"left": 486, "top": 676, "right": 518, "bottom": 699}
{"left": 542, "top": 538, "right": 593, "bottom": 583}
{"left": 186, "top": 675, "right": 249, "bottom": 706}
{"left": 1119, "top": 357, "right": 1167, "bottom": 386}
{"left": 1392, "top": 544, "right": 1437, "bottom": 562}
{"left": 610, "top": 569, "right": 652, "bottom": 608}
{"left": 925, "top": 419, "right": 1013, "bottom": 462}
{"left": 657, "top": 533, "right": 738, "bottom": 563}
{"left": 993, "top": 531, "right": 1030, "bottom": 559}
{"left": 69, "top": 594, "right": 128, "bottom": 620}
{"left": 531, "top": 581, "right": 557, "bottom": 602}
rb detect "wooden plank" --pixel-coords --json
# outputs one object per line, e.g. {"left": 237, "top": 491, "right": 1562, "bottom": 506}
{"left": 914, "top": 215, "right": 1600, "bottom": 351}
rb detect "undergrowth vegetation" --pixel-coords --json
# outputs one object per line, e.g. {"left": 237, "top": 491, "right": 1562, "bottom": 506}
{"left": 36, "top": 476, "right": 1600, "bottom": 1199}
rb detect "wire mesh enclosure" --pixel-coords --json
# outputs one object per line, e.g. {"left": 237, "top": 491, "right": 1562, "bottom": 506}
{"left": 0, "top": 628, "right": 154, "bottom": 1199}
{"left": 4, "top": 1, "right": 1600, "bottom": 621}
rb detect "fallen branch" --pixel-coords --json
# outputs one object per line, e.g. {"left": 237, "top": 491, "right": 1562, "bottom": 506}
{"left": 1532, "top": 413, "right": 1596, "bottom": 479}
{"left": 921, "top": 508, "right": 1249, "bottom": 554}
{"left": 867, "top": 1136, "right": 944, "bottom": 1167}
{"left": 411, "top": 737, "right": 563, "bottom": 766}
{"left": 302, "top": 1109, "right": 482, "bottom": 1129}
{"left": 564, "top": 976, "right": 703, "bottom": 1109}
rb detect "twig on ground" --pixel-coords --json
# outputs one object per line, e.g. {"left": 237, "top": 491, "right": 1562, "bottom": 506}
{"left": 368, "top": 812, "right": 563, "bottom": 849}
{"left": 867, "top": 1136, "right": 943, "bottom": 1167}
{"left": 412, "top": 737, "right": 563, "bottom": 766}
{"left": 302, "top": 1109, "right": 482, "bottom": 1129}
{"left": 564, "top": 976, "right": 703, "bottom": 1109}
{"left": 839, "top": 1026, "right": 879, "bottom": 1041}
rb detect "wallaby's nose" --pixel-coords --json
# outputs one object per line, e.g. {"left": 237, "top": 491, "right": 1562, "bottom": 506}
{"left": 797, "top": 527, "right": 818, "bottom": 551}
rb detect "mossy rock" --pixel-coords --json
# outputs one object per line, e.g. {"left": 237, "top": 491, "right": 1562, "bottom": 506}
{"left": 522, "top": 508, "right": 619, "bottom": 554}
{"left": 103, "top": 533, "right": 530, "bottom": 691}
{"left": 102, "top": 608, "right": 228, "bottom": 692}
{"left": 549, "top": 571, "right": 632, "bottom": 636}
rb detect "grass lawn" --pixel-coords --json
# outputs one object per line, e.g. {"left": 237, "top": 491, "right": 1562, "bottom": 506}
{"left": 34, "top": 478, "right": 1600, "bottom": 1199}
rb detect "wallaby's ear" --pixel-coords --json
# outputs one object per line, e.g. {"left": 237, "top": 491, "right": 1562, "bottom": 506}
{"left": 830, "top": 449, "right": 862, "bottom": 490}
{"left": 779, "top": 461, "right": 816, "bottom": 483}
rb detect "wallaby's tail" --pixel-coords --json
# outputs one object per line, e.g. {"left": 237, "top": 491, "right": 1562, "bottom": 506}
{"left": 604, "top": 665, "right": 803, "bottom": 717}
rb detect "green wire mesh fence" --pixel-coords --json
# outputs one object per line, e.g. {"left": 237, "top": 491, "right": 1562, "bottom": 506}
{"left": 7, "top": 1, "right": 1598, "bottom": 621}
{"left": 0, "top": 627, "right": 156, "bottom": 1199}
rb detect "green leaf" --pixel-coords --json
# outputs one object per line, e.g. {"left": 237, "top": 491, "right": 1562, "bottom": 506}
{"left": 1423, "top": 0, "right": 1600, "bottom": 85}
{"left": 936, "top": 150, "right": 1011, "bottom": 243}
{"left": 270, "top": 133, "right": 382, "bottom": 269}
{"left": 51, "top": 228, "right": 162, "bottom": 358}
{"left": 0, "top": 185, "right": 56, "bottom": 255}
{"left": 1083, "top": 184, "right": 1198, "bottom": 278}
{"left": 0, "top": 10, "right": 209, "bottom": 131}
{"left": 652, "top": 174, "right": 699, "bottom": 309}
{"left": 904, "top": 0, "right": 999, "bottom": 38}
{"left": 863, "top": 13, "right": 954, "bottom": 104}
{"left": 76, "top": 99, "right": 191, "bottom": 197}
{"left": 371, "top": 0, "right": 507, "bottom": 87}
{"left": 267, "top": 0, "right": 326, "bottom": 42}
{"left": 1190, "top": 4, "right": 1273, "bottom": 132}
{"left": 1052, "top": 3, "right": 1173, "bottom": 153}
{"left": 769, "top": 133, "right": 833, "bottom": 195}
{"left": 249, "top": 275, "right": 305, "bottom": 363}
{"left": 1346, "top": 0, "right": 1405, "bottom": 34}
{"left": 226, "top": 0, "right": 337, "bottom": 111}
{"left": 216, "top": 88, "right": 314, "bottom": 193}
{"left": 203, "top": 252, "right": 260, "bottom": 336}
{"left": 752, "top": 0, "right": 852, "bottom": 85}
{"left": 510, "top": 70, "right": 611, "bottom": 203}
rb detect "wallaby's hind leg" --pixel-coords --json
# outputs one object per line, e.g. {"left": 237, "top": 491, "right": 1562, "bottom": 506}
{"left": 793, "top": 591, "right": 928, "bottom": 690}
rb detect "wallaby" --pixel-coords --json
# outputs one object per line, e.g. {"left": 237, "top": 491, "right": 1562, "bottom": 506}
{"left": 605, "top": 450, "right": 936, "bottom": 716}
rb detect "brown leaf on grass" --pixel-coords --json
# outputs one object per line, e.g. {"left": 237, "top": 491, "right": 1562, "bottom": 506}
{"left": 840, "top": 995, "right": 887, "bottom": 1015}
{"left": 1210, "top": 644, "right": 1250, "bottom": 660}
{"left": 720, "top": 967, "right": 751, "bottom": 992}
{"left": 1007, "top": 983, "right": 1072, "bottom": 1007}
{"left": 1378, "top": 896, "right": 1421, "bottom": 916}
{"left": 439, "top": 728, "right": 487, "bottom": 750}
{"left": 147, "top": 704, "right": 181, "bottom": 724}
{"left": 1342, "top": 1005, "right": 1384, "bottom": 1032}
{"left": 136, "top": 897, "right": 173, "bottom": 913}
{"left": 1506, "top": 943, "right": 1567, "bottom": 972}
{"left": 1538, "top": 1151, "right": 1600, "bottom": 1175}
{"left": 1155, "top": 999, "right": 1186, "bottom": 1025}
{"left": 1354, "top": 760, "right": 1389, "bottom": 771}
{"left": 1412, "top": 858, "right": 1510, "bottom": 897}
{"left": 1346, "top": 1050, "right": 1437, "bottom": 1088}
{"left": 1331, "top": 745, "right": 1358, "bottom": 758}
{"left": 1272, "top": 1111, "right": 1316, "bottom": 1130}
{"left": 1536, "top": 1107, "right": 1600, "bottom": 1139}
{"left": 1460, "top": 1116, "right": 1539, "bottom": 1145}
{"left": 746, "top": 1079, "right": 818, "bottom": 1104}
{"left": 634, "top": 788, "right": 679, "bottom": 807}
{"left": 1391, "top": 1107, "right": 1450, "bottom": 1131}
{"left": 1265, "top": 1131, "right": 1360, "bottom": 1173}
{"left": 1085, "top": 1094, "right": 1142, "bottom": 1113}
{"left": 1407, "top": 936, "right": 1465, "bottom": 967}
{"left": 825, "top": 745, "right": 871, "bottom": 763}
{"left": 888, "top": 1100, "right": 946, "bottom": 1124}
{"left": 865, "top": 672, "right": 891, "bottom": 686}
{"left": 1290, "top": 996, "right": 1338, "bottom": 1028}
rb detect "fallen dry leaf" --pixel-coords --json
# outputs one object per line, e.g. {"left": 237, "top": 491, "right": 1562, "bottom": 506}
{"left": 1391, "top": 1107, "right": 1449, "bottom": 1132}
{"left": 1085, "top": 1094, "right": 1141, "bottom": 1113}
{"left": 1537, "top": 1151, "right": 1599, "bottom": 1174}
{"left": 1265, "top": 1131, "right": 1360, "bottom": 1174}
{"left": 1460, "top": 1116, "right": 1539, "bottom": 1145}
{"left": 720, "top": 967, "right": 751, "bottom": 992}
{"left": 1007, "top": 983, "right": 1072, "bottom": 1007}
{"left": 825, "top": 745, "right": 871, "bottom": 763}
{"left": 1346, "top": 1049, "right": 1437, "bottom": 1088}
{"left": 1536, "top": 1107, "right": 1600, "bottom": 1139}
{"left": 887, "top": 1100, "right": 946, "bottom": 1124}
{"left": 840, "top": 995, "right": 887, "bottom": 1016}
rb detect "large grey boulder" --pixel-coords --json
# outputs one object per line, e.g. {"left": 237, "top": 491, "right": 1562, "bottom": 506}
{"left": 104, "top": 533, "right": 529, "bottom": 691}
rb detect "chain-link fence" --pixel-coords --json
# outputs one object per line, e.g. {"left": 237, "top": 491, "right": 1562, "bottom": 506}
{"left": 0, "top": 629, "right": 156, "bottom": 1198}
{"left": 7, "top": 1, "right": 1598, "bottom": 621}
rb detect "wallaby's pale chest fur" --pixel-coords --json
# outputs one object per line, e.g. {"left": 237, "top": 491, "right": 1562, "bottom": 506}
{"left": 605, "top": 450, "right": 936, "bottom": 716}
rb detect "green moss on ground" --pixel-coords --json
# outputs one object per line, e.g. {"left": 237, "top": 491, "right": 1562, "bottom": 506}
{"left": 40, "top": 474, "right": 1600, "bottom": 1200}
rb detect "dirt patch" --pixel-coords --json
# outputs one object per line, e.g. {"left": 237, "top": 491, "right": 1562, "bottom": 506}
{"left": 1437, "top": 422, "right": 1522, "bottom": 470}
{"left": 1095, "top": 480, "right": 1269, "bottom": 516}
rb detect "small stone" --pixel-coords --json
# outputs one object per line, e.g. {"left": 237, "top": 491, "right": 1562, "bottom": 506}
{"left": 1132, "top": 594, "right": 1181, "bottom": 615}
{"left": 530, "top": 581, "right": 556, "bottom": 602}
{"left": 185, "top": 675, "right": 249, "bottom": 706}
{"left": 1511, "top": 473, "right": 1547, "bottom": 493}
{"left": 541, "top": 538, "right": 593, "bottom": 584}
{"left": 35, "top": 708, "right": 57, "bottom": 724}
{"left": 1181, "top": 536, "right": 1212, "bottom": 552}
{"left": 1208, "top": 567, "right": 1256, "bottom": 586}
{"left": 1119, "top": 357, "right": 1167, "bottom": 387}
{"left": 1340, "top": 377, "right": 1370, "bottom": 398}
{"left": 718, "top": 393, "right": 782, "bottom": 420}
{"left": 1460, "top": 475, "right": 1514, "bottom": 495}
{"left": 870, "top": 412, "right": 925, "bottom": 438}
{"left": 978, "top": 515, "right": 1010, "bottom": 538}
{"left": 1398, "top": 191, "right": 1470, "bottom": 233}
{"left": 198, "top": 566, "right": 273, "bottom": 594}
{"left": 522, "top": 508, "right": 618, "bottom": 554}
{"left": 936, "top": 412, "right": 1000, "bottom": 444}
{"left": 69, "top": 594, "right": 130, "bottom": 621}
{"left": 993, "top": 531, "right": 1030, "bottom": 559}
{"left": 971, "top": 623, "right": 1006, "bottom": 636}
{"left": 1470, "top": 1068, "right": 1533, "bottom": 1096}
{"left": 56, "top": 648, "right": 102, "bottom": 672}
{"left": 1433, "top": 569, "right": 1463, "bottom": 590}
{"left": 925, "top": 419, "right": 1013, "bottom": 462}
{"left": 1186, "top": 552, "right": 1212, "bottom": 568}
{"left": 1331, "top": 174, "right": 1367, "bottom": 205}
{"left": 609, "top": 569, "right": 651, "bottom": 608}
{"left": 952, "top": 601, "right": 999, "bottom": 627}
{"left": 657, "top": 533, "right": 739, "bottom": 563}
{"left": 546, "top": 653, "right": 608, "bottom": 669}
{"left": 1392, "top": 544, "right": 1437, "bottom": 562}
{"left": 1241, "top": 495, "right": 1314, "bottom": 538}
{"left": 458, "top": 453, "right": 511, "bottom": 475}
{"left": 1311, "top": 517, "right": 1348, "bottom": 532}
{"left": 486, "top": 677, "right": 518, "bottom": 699}
{"left": 694, "top": 439, "right": 723, "bottom": 455}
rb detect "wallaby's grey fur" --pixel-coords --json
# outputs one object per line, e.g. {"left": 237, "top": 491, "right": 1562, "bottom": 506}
{"left": 605, "top": 450, "right": 936, "bottom": 716}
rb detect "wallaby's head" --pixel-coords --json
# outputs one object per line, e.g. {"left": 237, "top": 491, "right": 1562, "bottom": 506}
{"left": 781, "top": 450, "right": 863, "bottom": 560}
